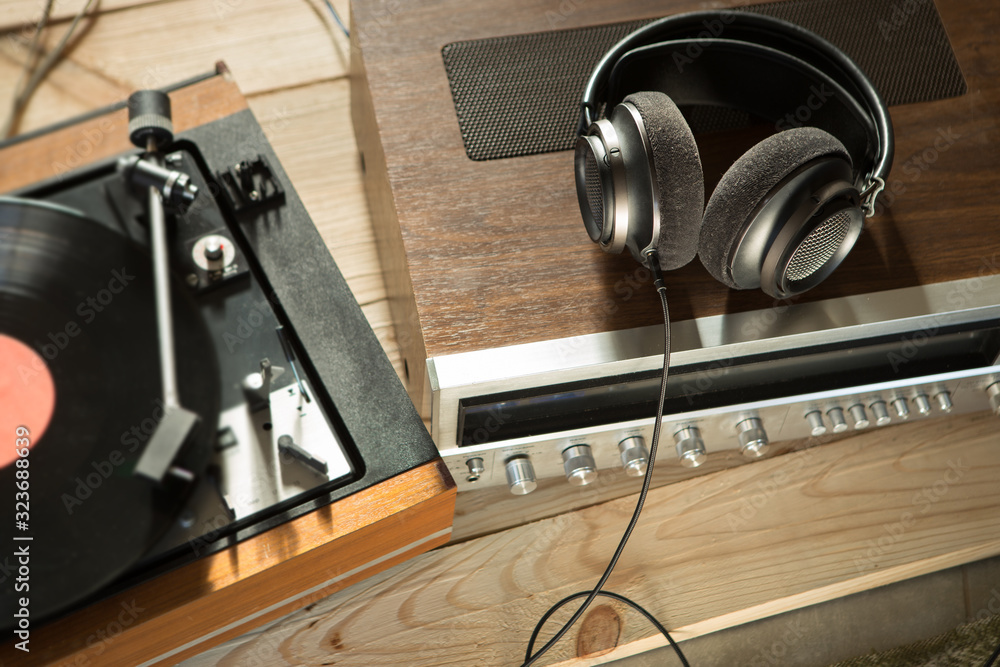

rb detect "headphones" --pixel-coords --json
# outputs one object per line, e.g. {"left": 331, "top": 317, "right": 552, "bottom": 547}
{"left": 575, "top": 11, "right": 894, "bottom": 298}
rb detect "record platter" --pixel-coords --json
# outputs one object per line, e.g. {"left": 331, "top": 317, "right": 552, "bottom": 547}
{"left": 0, "top": 70, "right": 454, "bottom": 666}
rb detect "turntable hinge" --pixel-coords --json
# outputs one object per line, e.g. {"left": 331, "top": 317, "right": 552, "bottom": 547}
{"left": 215, "top": 155, "right": 285, "bottom": 214}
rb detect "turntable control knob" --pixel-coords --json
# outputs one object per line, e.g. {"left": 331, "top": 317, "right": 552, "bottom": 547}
{"left": 674, "top": 426, "right": 706, "bottom": 468}
{"left": 505, "top": 456, "right": 536, "bottom": 495}
{"left": 914, "top": 394, "right": 932, "bottom": 416}
{"left": 736, "top": 418, "right": 769, "bottom": 458}
{"left": 805, "top": 410, "right": 827, "bottom": 436}
{"left": 848, "top": 404, "right": 870, "bottom": 430}
{"left": 127, "top": 90, "right": 173, "bottom": 149}
{"left": 988, "top": 382, "right": 1000, "bottom": 416}
{"left": 204, "top": 237, "right": 224, "bottom": 261}
{"left": 562, "top": 445, "right": 598, "bottom": 486}
{"left": 870, "top": 400, "right": 892, "bottom": 426}
{"left": 618, "top": 436, "right": 649, "bottom": 477}
{"left": 935, "top": 391, "right": 954, "bottom": 413}
{"left": 827, "top": 407, "right": 849, "bottom": 433}
{"left": 892, "top": 397, "right": 910, "bottom": 420}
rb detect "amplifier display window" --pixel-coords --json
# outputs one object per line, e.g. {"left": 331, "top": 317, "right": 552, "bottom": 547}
{"left": 457, "top": 322, "right": 1000, "bottom": 446}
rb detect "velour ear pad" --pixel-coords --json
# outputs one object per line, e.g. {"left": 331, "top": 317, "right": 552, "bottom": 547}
{"left": 623, "top": 92, "right": 704, "bottom": 270}
{"left": 698, "top": 127, "right": 851, "bottom": 288}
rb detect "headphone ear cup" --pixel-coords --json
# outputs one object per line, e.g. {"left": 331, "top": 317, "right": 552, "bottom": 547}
{"left": 699, "top": 127, "right": 855, "bottom": 292}
{"left": 623, "top": 91, "right": 704, "bottom": 270}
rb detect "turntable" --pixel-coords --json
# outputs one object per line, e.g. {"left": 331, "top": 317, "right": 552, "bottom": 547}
{"left": 0, "top": 69, "right": 454, "bottom": 665}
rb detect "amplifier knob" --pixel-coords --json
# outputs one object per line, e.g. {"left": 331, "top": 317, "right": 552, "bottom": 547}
{"left": 736, "top": 418, "right": 769, "bottom": 458}
{"left": 618, "top": 436, "right": 649, "bottom": 477}
{"left": 465, "top": 457, "right": 485, "bottom": 483}
{"left": 935, "top": 391, "right": 954, "bottom": 413}
{"left": 504, "top": 456, "right": 537, "bottom": 495}
{"left": 914, "top": 394, "right": 932, "bottom": 416}
{"left": 674, "top": 427, "right": 706, "bottom": 468}
{"left": 805, "top": 410, "right": 827, "bottom": 436}
{"left": 892, "top": 397, "right": 910, "bottom": 419}
{"left": 989, "top": 382, "right": 1000, "bottom": 416}
{"left": 848, "top": 404, "right": 870, "bottom": 430}
{"left": 827, "top": 407, "right": 849, "bottom": 433}
{"left": 562, "top": 445, "right": 598, "bottom": 486}
{"left": 870, "top": 400, "right": 892, "bottom": 426}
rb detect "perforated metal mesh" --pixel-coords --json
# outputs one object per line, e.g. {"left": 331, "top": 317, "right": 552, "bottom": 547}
{"left": 785, "top": 211, "right": 852, "bottom": 282}
{"left": 442, "top": 0, "right": 966, "bottom": 161}
{"left": 442, "top": 20, "right": 647, "bottom": 161}
{"left": 584, "top": 151, "right": 604, "bottom": 230}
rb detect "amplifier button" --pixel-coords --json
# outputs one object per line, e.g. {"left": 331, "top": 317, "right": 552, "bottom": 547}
{"left": 674, "top": 427, "right": 706, "bottom": 468}
{"left": 914, "top": 394, "right": 932, "bottom": 416}
{"left": 935, "top": 391, "right": 954, "bottom": 413}
{"left": 736, "top": 418, "right": 769, "bottom": 458}
{"left": 618, "top": 436, "right": 649, "bottom": 477}
{"left": 562, "top": 445, "right": 598, "bottom": 486}
{"left": 805, "top": 410, "right": 827, "bottom": 436}
{"left": 827, "top": 407, "right": 849, "bottom": 433}
{"left": 848, "top": 404, "right": 870, "bottom": 430}
{"left": 892, "top": 397, "right": 910, "bottom": 420}
{"left": 465, "top": 457, "right": 485, "bottom": 483}
{"left": 989, "top": 383, "right": 1000, "bottom": 416}
{"left": 870, "top": 400, "right": 892, "bottom": 426}
{"left": 504, "top": 456, "right": 537, "bottom": 495}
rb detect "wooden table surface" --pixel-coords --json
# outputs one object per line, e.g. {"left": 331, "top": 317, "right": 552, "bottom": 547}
{"left": 2, "top": 1, "right": 999, "bottom": 665}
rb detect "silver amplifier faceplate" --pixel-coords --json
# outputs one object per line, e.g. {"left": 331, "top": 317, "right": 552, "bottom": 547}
{"left": 442, "top": 365, "right": 1000, "bottom": 492}
{"left": 429, "top": 276, "right": 1000, "bottom": 494}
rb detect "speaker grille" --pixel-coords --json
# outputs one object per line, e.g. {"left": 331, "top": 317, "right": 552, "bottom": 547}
{"left": 584, "top": 151, "right": 604, "bottom": 231}
{"left": 442, "top": 0, "right": 966, "bottom": 161}
{"left": 785, "top": 211, "right": 852, "bottom": 282}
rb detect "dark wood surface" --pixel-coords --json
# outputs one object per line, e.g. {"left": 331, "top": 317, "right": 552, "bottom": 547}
{"left": 352, "top": 0, "right": 1000, "bottom": 372}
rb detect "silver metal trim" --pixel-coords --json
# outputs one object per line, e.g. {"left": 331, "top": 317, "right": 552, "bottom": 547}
{"left": 429, "top": 275, "right": 1000, "bottom": 449}
{"left": 590, "top": 118, "right": 629, "bottom": 255}
{"left": 445, "top": 364, "right": 1000, "bottom": 490}
{"left": 620, "top": 102, "right": 660, "bottom": 260}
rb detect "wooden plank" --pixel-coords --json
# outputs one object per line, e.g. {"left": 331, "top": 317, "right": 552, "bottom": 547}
{"left": 0, "top": 0, "right": 165, "bottom": 33}
{"left": 176, "top": 412, "right": 1000, "bottom": 666}
{"left": 350, "top": 0, "right": 1000, "bottom": 373}
{"left": 36, "top": 0, "right": 351, "bottom": 95}
{"left": 0, "top": 0, "right": 351, "bottom": 137}
{"left": 0, "top": 32, "right": 128, "bottom": 135}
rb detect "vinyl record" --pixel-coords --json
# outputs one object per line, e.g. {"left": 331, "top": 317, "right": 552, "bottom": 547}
{"left": 0, "top": 198, "right": 220, "bottom": 628}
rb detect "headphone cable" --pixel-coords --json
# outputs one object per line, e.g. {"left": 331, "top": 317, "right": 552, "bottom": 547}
{"left": 520, "top": 253, "right": 688, "bottom": 666}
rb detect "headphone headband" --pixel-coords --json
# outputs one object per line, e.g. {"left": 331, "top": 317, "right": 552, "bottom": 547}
{"left": 580, "top": 11, "right": 893, "bottom": 189}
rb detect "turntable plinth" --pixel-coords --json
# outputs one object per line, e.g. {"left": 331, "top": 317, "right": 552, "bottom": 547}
{"left": 0, "top": 73, "right": 456, "bottom": 667}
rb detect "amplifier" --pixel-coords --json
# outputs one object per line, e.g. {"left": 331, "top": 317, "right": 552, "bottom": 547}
{"left": 432, "top": 280, "right": 1000, "bottom": 491}
{"left": 350, "top": 0, "right": 1000, "bottom": 494}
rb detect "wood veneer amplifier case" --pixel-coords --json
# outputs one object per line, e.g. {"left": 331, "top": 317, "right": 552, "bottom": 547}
{"left": 350, "top": 0, "right": 1000, "bottom": 493}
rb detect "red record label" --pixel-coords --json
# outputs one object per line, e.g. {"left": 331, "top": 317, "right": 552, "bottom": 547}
{"left": 0, "top": 333, "right": 55, "bottom": 466}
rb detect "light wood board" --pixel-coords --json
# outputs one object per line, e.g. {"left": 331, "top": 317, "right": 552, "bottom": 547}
{"left": 179, "top": 412, "right": 1000, "bottom": 665}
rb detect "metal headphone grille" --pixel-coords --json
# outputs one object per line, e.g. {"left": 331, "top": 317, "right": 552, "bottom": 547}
{"left": 584, "top": 151, "right": 604, "bottom": 232}
{"left": 785, "top": 211, "right": 852, "bottom": 282}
